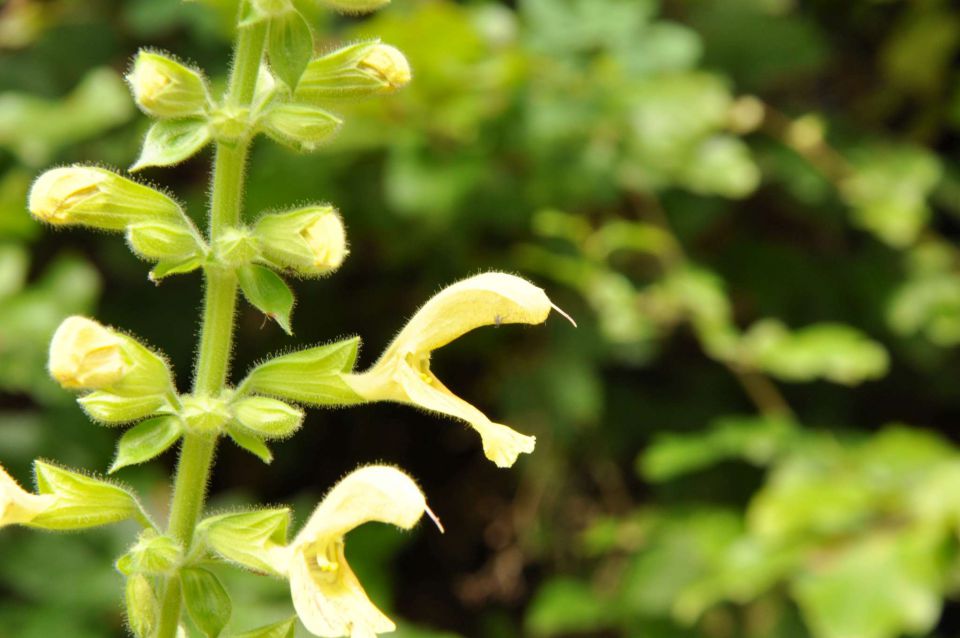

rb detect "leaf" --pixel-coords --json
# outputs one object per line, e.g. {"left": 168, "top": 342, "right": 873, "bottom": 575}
{"left": 131, "top": 118, "right": 211, "bottom": 171}
{"left": 110, "top": 416, "right": 183, "bottom": 473}
{"left": 268, "top": 9, "right": 314, "bottom": 91}
{"left": 226, "top": 424, "right": 273, "bottom": 464}
{"left": 149, "top": 254, "right": 205, "bottom": 282}
{"left": 640, "top": 416, "right": 799, "bottom": 482}
{"left": 234, "top": 617, "right": 297, "bottom": 638}
{"left": 238, "top": 264, "right": 295, "bottom": 335}
{"left": 238, "top": 337, "right": 362, "bottom": 405}
{"left": 181, "top": 567, "right": 232, "bottom": 638}
{"left": 740, "top": 320, "right": 889, "bottom": 385}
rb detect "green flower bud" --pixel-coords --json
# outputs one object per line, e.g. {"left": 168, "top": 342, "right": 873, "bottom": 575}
{"left": 209, "top": 105, "right": 252, "bottom": 143}
{"left": 127, "top": 50, "right": 210, "bottom": 119}
{"left": 126, "top": 220, "right": 205, "bottom": 263}
{"left": 78, "top": 390, "right": 168, "bottom": 425}
{"left": 180, "top": 394, "right": 231, "bottom": 436}
{"left": 29, "top": 166, "right": 183, "bottom": 231}
{"left": 318, "top": 0, "right": 390, "bottom": 15}
{"left": 125, "top": 574, "right": 159, "bottom": 638}
{"left": 231, "top": 396, "right": 304, "bottom": 439}
{"left": 214, "top": 226, "right": 258, "bottom": 267}
{"left": 198, "top": 508, "right": 291, "bottom": 575}
{"left": 296, "top": 41, "right": 410, "bottom": 100}
{"left": 117, "top": 530, "right": 183, "bottom": 576}
{"left": 260, "top": 103, "right": 343, "bottom": 153}
{"left": 29, "top": 461, "right": 143, "bottom": 531}
{"left": 49, "top": 316, "right": 174, "bottom": 397}
{"left": 253, "top": 205, "right": 347, "bottom": 276}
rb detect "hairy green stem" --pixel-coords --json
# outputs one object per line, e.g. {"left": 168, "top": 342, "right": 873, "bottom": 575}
{"left": 155, "top": 14, "right": 267, "bottom": 638}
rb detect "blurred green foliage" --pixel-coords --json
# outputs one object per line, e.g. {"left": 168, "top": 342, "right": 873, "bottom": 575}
{"left": 3, "top": 0, "right": 960, "bottom": 636}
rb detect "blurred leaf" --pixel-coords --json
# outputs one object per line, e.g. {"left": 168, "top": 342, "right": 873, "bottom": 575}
{"left": 740, "top": 320, "right": 889, "bottom": 385}
{"left": 181, "top": 567, "right": 233, "bottom": 638}
{"left": 0, "top": 68, "right": 133, "bottom": 166}
{"left": 525, "top": 578, "right": 611, "bottom": 636}
{"left": 641, "top": 415, "right": 799, "bottom": 482}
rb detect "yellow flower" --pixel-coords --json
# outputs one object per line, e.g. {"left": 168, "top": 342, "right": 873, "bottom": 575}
{"left": 0, "top": 465, "right": 53, "bottom": 528}
{"left": 344, "top": 272, "right": 573, "bottom": 468}
{"left": 358, "top": 45, "right": 411, "bottom": 91}
{"left": 283, "top": 465, "right": 440, "bottom": 638}
{"left": 49, "top": 316, "right": 128, "bottom": 390}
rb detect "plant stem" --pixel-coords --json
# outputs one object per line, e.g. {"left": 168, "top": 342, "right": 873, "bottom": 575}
{"left": 155, "top": 14, "right": 267, "bottom": 638}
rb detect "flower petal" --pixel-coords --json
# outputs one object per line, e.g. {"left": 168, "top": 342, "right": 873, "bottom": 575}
{"left": 289, "top": 466, "right": 432, "bottom": 637}
{"left": 387, "top": 272, "right": 552, "bottom": 356}
{"left": 396, "top": 363, "right": 535, "bottom": 468}
{"left": 0, "top": 465, "right": 53, "bottom": 528}
{"left": 290, "top": 545, "right": 394, "bottom": 638}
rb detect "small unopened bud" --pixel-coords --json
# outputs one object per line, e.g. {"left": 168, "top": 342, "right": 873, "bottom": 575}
{"left": 180, "top": 394, "right": 231, "bottom": 436}
{"left": 49, "top": 316, "right": 174, "bottom": 397}
{"left": 79, "top": 391, "right": 168, "bottom": 425}
{"left": 296, "top": 41, "right": 410, "bottom": 100}
{"left": 231, "top": 396, "right": 304, "bottom": 439}
{"left": 30, "top": 166, "right": 182, "bottom": 230}
{"left": 318, "top": 0, "right": 390, "bottom": 15}
{"left": 213, "top": 226, "right": 258, "bottom": 267}
{"left": 117, "top": 531, "right": 183, "bottom": 576}
{"left": 125, "top": 574, "right": 159, "bottom": 638}
{"left": 31, "top": 461, "right": 141, "bottom": 531}
{"left": 253, "top": 205, "right": 347, "bottom": 276}
{"left": 260, "top": 103, "right": 343, "bottom": 153}
{"left": 127, "top": 50, "right": 210, "bottom": 119}
{"left": 126, "top": 221, "right": 205, "bottom": 262}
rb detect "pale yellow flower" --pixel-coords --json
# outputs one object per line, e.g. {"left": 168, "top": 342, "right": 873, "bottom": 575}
{"left": 49, "top": 316, "right": 127, "bottom": 390}
{"left": 283, "top": 465, "right": 440, "bottom": 638}
{"left": 344, "top": 272, "right": 573, "bottom": 468}
{"left": 358, "top": 45, "right": 410, "bottom": 91}
{"left": 0, "top": 465, "right": 53, "bottom": 528}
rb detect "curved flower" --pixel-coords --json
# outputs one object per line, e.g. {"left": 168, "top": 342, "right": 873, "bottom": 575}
{"left": 344, "top": 272, "right": 572, "bottom": 468}
{"left": 0, "top": 465, "right": 53, "bottom": 528}
{"left": 283, "top": 465, "right": 439, "bottom": 638}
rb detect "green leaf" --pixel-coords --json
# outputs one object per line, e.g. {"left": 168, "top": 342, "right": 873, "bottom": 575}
{"left": 525, "top": 578, "right": 611, "bottom": 636}
{"left": 149, "top": 254, "right": 205, "bottom": 282}
{"left": 268, "top": 9, "right": 314, "bottom": 90}
{"left": 234, "top": 617, "right": 297, "bottom": 638}
{"left": 181, "top": 567, "right": 232, "bottom": 638}
{"left": 740, "top": 320, "right": 889, "bottom": 386}
{"left": 238, "top": 264, "right": 295, "bottom": 335}
{"left": 640, "top": 416, "right": 799, "bottom": 482}
{"left": 110, "top": 416, "right": 183, "bottom": 473}
{"left": 226, "top": 424, "right": 273, "bottom": 464}
{"left": 793, "top": 529, "right": 945, "bottom": 638}
{"left": 131, "top": 118, "right": 211, "bottom": 171}
{"left": 238, "top": 337, "right": 362, "bottom": 405}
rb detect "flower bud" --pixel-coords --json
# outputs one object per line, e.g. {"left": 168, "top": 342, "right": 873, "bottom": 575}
{"left": 213, "top": 226, "right": 258, "bottom": 267}
{"left": 117, "top": 531, "right": 183, "bottom": 576}
{"left": 49, "top": 316, "right": 174, "bottom": 397}
{"left": 125, "top": 574, "right": 159, "bottom": 638}
{"left": 260, "top": 103, "right": 343, "bottom": 153}
{"left": 30, "top": 461, "right": 142, "bottom": 530}
{"left": 296, "top": 41, "right": 410, "bottom": 100}
{"left": 79, "top": 391, "right": 168, "bottom": 425}
{"left": 30, "top": 166, "right": 183, "bottom": 230}
{"left": 126, "top": 221, "right": 205, "bottom": 262}
{"left": 253, "top": 205, "right": 347, "bottom": 276}
{"left": 198, "top": 508, "right": 291, "bottom": 575}
{"left": 180, "top": 394, "right": 231, "bottom": 436}
{"left": 127, "top": 50, "right": 210, "bottom": 119}
{"left": 231, "top": 396, "right": 304, "bottom": 439}
{"left": 318, "top": 0, "right": 390, "bottom": 14}
{"left": 49, "top": 316, "right": 127, "bottom": 390}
